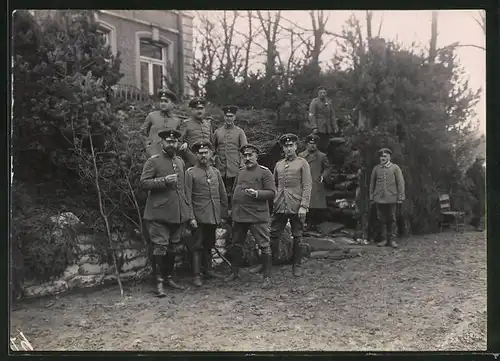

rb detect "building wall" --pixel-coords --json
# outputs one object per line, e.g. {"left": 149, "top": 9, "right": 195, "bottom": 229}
{"left": 97, "top": 10, "right": 193, "bottom": 96}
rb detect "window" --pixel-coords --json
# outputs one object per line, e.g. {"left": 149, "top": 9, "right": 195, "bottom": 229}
{"left": 97, "top": 29, "right": 111, "bottom": 47}
{"left": 139, "top": 39, "right": 168, "bottom": 95}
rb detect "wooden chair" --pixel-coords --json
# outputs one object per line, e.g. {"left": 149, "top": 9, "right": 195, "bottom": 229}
{"left": 439, "top": 194, "right": 465, "bottom": 232}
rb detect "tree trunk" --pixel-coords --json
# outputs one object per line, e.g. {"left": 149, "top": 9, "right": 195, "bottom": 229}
{"left": 429, "top": 11, "right": 439, "bottom": 63}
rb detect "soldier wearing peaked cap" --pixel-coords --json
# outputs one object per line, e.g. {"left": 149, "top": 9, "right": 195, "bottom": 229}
{"left": 308, "top": 86, "right": 339, "bottom": 153}
{"left": 140, "top": 127, "right": 190, "bottom": 297}
{"left": 179, "top": 98, "right": 214, "bottom": 167}
{"left": 141, "top": 87, "right": 182, "bottom": 158}
{"left": 298, "top": 133, "right": 332, "bottom": 231}
{"left": 224, "top": 143, "right": 276, "bottom": 288}
{"left": 270, "top": 133, "right": 312, "bottom": 277}
{"left": 369, "top": 147, "right": 406, "bottom": 248}
{"left": 184, "top": 140, "right": 228, "bottom": 287}
{"left": 214, "top": 105, "right": 248, "bottom": 209}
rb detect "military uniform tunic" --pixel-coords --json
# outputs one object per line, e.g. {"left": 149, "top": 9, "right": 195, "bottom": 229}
{"left": 273, "top": 156, "right": 313, "bottom": 214}
{"left": 141, "top": 153, "right": 190, "bottom": 223}
{"left": 185, "top": 164, "right": 228, "bottom": 225}
{"left": 213, "top": 125, "right": 248, "bottom": 178}
{"left": 141, "top": 111, "right": 183, "bottom": 157}
{"left": 298, "top": 149, "right": 331, "bottom": 209}
{"left": 232, "top": 165, "right": 276, "bottom": 223}
{"left": 141, "top": 152, "right": 190, "bottom": 254}
{"left": 369, "top": 163, "right": 406, "bottom": 204}
{"left": 308, "top": 97, "right": 337, "bottom": 134}
{"left": 179, "top": 117, "right": 213, "bottom": 166}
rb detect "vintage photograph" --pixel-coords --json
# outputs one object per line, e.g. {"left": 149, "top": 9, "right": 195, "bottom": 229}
{"left": 10, "top": 9, "right": 486, "bottom": 351}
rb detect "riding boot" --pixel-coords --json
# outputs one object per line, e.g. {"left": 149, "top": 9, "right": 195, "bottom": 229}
{"left": 261, "top": 253, "right": 272, "bottom": 289}
{"left": 163, "top": 253, "right": 185, "bottom": 290}
{"left": 153, "top": 255, "right": 166, "bottom": 298}
{"left": 203, "top": 249, "right": 225, "bottom": 280}
{"left": 270, "top": 237, "right": 279, "bottom": 265}
{"left": 387, "top": 222, "right": 398, "bottom": 248}
{"left": 192, "top": 251, "right": 203, "bottom": 287}
{"left": 292, "top": 237, "right": 303, "bottom": 277}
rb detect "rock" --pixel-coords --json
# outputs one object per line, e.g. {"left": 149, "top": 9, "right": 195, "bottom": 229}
{"left": 75, "top": 234, "right": 96, "bottom": 245}
{"left": 103, "top": 271, "right": 139, "bottom": 283}
{"left": 63, "top": 264, "right": 80, "bottom": 279}
{"left": 67, "top": 274, "right": 105, "bottom": 289}
{"left": 50, "top": 212, "right": 82, "bottom": 227}
{"left": 78, "top": 263, "right": 109, "bottom": 275}
{"left": 76, "top": 255, "right": 101, "bottom": 266}
{"left": 120, "top": 256, "right": 148, "bottom": 273}
{"left": 309, "top": 250, "right": 331, "bottom": 258}
{"left": 77, "top": 244, "right": 98, "bottom": 255}
{"left": 23, "top": 280, "right": 69, "bottom": 299}
{"left": 302, "top": 237, "right": 340, "bottom": 251}
{"left": 117, "top": 249, "right": 142, "bottom": 261}
{"left": 317, "top": 222, "right": 345, "bottom": 235}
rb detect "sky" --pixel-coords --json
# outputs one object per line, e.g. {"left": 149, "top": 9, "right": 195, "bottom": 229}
{"left": 193, "top": 10, "right": 486, "bottom": 134}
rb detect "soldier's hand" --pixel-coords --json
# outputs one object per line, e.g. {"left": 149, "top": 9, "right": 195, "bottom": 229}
{"left": 189, "top": 219, "right": 198, "bottom": 228}
{"left": 298, "top": 206, "right": 307, "bottom": 221}
{"left": 245, "top": 188, "right": 258, "bottom": 198}
{"left": 179, "top": 142, "right": 188, "bottom": 151}
{"left": 319, "top": 176, "right": 324, "bottom": 183}
{"left": 164, "top": 174, "right": 178, "bottom": 185}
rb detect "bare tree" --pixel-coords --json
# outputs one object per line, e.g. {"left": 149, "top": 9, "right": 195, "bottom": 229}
{"left": 256, "top": 10, "right": 282, "bottom": 80}
{"left": 429, "top": 11, "right": 439, "bottom": 63}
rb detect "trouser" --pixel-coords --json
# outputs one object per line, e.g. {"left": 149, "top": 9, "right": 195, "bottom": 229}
{"left": 375, "top": 203, "right": 397, "bottom": 242}
{"left": 471, "top": 196, "right": 485, "bottom": 229}
{"left": 316, "top": 133, "right": 331, "bottom": 154}
{"left": 145, "top": 220, "right": 184, "bottom": 282}
{"left": 230, "top": 222, "right": 271, "bottom": 264}
{"left": 191, "top": 223, "right": 217, "bottom": 274}
{"left": 306, "top": 208, "right": 325, "bottom": 228}
{"left": 270, "top": 213, "right": 304, "bottom": 264}
{"left": 223, "top": 176, "right": 236, "bottom": 209}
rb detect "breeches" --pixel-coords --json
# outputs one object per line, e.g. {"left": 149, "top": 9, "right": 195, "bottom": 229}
{"left": 190, "top": 223, "right": 217, "bottom": 252}
{"left": 231, "top": 222, "right": 271, "bottom": 254}
{"left": 270, "top": 213, "right": 304, "bottom": 239}
{"left": 145, "top": 220, "right": 183, "bottom": 256}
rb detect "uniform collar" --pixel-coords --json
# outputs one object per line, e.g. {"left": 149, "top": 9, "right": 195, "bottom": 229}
{"left": 381, "top": 161, "right": 392, "bottom": 168}
{"left": 285, "top": 154, "right": 297, "bottom": 161}
{"left": 224, "top": 123, "right": 235, "bottom": 128}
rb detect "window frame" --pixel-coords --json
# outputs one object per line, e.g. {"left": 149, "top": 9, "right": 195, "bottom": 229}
{"left": 135, "top": 31, "right": 174, "bottom": 96}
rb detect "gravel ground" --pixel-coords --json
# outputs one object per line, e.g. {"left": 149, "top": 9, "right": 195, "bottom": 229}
{"left": 10, "top": 229, "right": 486, "bottom": 352}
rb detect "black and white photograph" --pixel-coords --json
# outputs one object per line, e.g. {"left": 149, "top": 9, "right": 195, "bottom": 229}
{"left": 10, "top": 9, "right": 486, "bottom": 351}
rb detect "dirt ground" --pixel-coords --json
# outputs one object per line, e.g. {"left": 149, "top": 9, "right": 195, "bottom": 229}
{"left": 10, "top": 229, "right": 486, "bottom": 352}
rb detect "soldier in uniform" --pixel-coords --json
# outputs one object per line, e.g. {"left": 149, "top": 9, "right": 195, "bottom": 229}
{"left": 179, "top": 98, "right": 213, "bottom": 168}
{"left": 140, "top": 128, "right": 190, "bottom": 297}
{"left": 185, "top": 140, "right": 229, "bottom": 287}
{"left": 224, "top": 144, "right": 276, "bottom": 288}
{"left": 308, "top": 86, "right": 339, "bottom": 154}
{"left": 213, "top": 105, "right": 248, "bottom": 209}
{"left": 466, "top": 155, "right": 486, "bottom": 231}
{"left": 298, "top": 134, "right": 331, "bottom": 231}
{"left": 270, "top": 133, "right": 312, "bottom": 277}
{"left": 369, "top": 148, "right": 406, "bottom": 248}
{"left": 141, "top": 88, "right": 181, "bottom": 158}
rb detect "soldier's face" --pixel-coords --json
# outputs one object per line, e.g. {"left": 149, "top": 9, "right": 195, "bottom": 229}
{"left": 283, "top": 142, "right": 297, "bottom": 156}
{"left": 307, "top": 142, "right": 317, "bottom": 152}
{"left": 318, "top": 89, "right": 327, "bottom": 99}
{"left": 160, "top": 98, "right": 173, "bottom": 111}
{"left": 243, "top": 151, "right": 258, "bottom": 168}
{"left": 224, "top": 114, "right": 235, "bottom": 125}
{"left": 161, "top": 138, "right": 178, "bottom": 155}
{"left": 194, "top": 106, "right": 205, "bottom": 118}
{"left": 196, "top": 149, "right": 211, "bottom": 165}
{"left": 380, "top": 153, "right": 390, "bottom": 164}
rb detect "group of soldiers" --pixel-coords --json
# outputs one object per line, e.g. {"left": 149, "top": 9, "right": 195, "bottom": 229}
{"left": 139, "top": 86, "right": 484, "bottom": 297}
